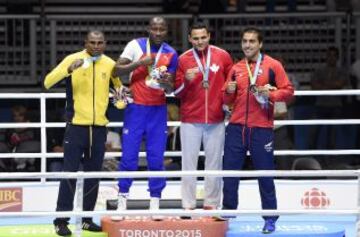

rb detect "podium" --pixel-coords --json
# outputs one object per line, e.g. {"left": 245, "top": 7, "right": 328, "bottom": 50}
{"left": 101, "top": 216, "right": 229, "bottom": 237}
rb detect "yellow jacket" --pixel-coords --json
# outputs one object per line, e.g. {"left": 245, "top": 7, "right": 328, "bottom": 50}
{"left": 44, "top": 50, "right": 121, "bottom": 126}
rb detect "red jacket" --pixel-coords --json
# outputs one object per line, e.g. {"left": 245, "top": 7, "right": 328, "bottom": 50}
{"left": 174, "top": 46, "right": 233, "bottom": 123}
{"left": 223, "top": 54, "right": 294, "bottom": 128}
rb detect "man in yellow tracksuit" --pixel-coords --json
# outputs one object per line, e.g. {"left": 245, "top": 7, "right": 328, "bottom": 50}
{"left": 44, "top": 30, "right": 122, "bottom": 236}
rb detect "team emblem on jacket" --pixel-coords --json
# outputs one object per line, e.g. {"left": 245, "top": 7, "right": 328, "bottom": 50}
{"left": 102, "top": 72, "right": 107, "bottom": 80}
{"left": 210, "top": 64, "right": 219, "bottom": 73}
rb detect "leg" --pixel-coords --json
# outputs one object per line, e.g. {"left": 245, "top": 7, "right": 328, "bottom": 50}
{"left": 202, "top": 123, "right": 225, "bottom": 208}
{"left": 222, "top": 124, "right": 246, "bottom": 210}
{"left": 118, "top": 104, "right": 145, "bottom": 194}
{"left": 82, "top": 126, "right": 106, "bottom": 222}
{"left": 145, "top": 105, "right": 167, "bottom": 198}
{"left": 180, "top": 123, "right": 202, "bottom": 209}
{"left": 249, "top": 127, "right": 278, "bottom": 222}
{"left": 54, "top": 125, "right": 86, "bottom": 225}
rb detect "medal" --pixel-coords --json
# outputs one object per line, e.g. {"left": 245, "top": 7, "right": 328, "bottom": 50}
{"left": 249, "top": 84, "right": 258, "bottom": 93}
{"left": 202, "top": 80, "right": 209, "bottom": 89}
{"left": 246, "top": 54, "right": 268, "bottom": 109}
{"left": 246, "top": 53, "right": 262, "bottom": 89}
{"left": 82, "top": 55, "right": 101, "bottom": 69}
{"left": 145, "top": 38, "right": 164, "bottom": 90}
{"left": 82, "top": 58, "right": 90, "bottom": 69}
{"left": 192, "top": 47, "right": 211, "bottom": 90}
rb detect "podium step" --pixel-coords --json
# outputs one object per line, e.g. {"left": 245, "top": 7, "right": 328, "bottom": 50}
{"left": 0, "top": 224, "right": 107, "bottom": 237}
{"left": 227, "top": 220, "right": 346, "bottom": 237}
{"left": 101, "top": 216, "right": 228, "bottom": 237}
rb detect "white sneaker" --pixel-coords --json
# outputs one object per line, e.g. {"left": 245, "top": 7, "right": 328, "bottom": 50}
{"left": 111, "top": 193, "right": 128, "bottom": 221}
{"left": 149, "top": 197, "right": 163, "bottom": 221}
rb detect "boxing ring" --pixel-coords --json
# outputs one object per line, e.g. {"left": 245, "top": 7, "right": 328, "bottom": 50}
{"left": 0, "top": 91, "right": 360, "bottom": 237}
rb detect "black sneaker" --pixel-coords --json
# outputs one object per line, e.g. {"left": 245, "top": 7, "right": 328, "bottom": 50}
{"left": 54, "top": 223, "right": 72, "bottom": 236}
{"left": 82, "top": 220, "right": 102, "bottom": 232}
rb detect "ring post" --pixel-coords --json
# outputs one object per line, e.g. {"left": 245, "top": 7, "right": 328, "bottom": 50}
{"left": 357, "top": 171, "right": 360, "bottom": 237}
{"left": 40, "top": 94, "right": 47, "bottom": 184}
{"left": 74, "top": 172, "right": 84, "bottom": 237}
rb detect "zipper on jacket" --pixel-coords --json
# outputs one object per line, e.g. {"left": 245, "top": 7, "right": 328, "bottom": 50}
{"left": 245, "top": 80, "right": 250, "bottom": 127}
{"left": 205, "top": 89, "right": 208, "bottom": 123}
{"left": 92, "top": 62, "right": 96, "bottom": 125}
{"left": 202, "top": 50, "right": 209, "bottom": 124}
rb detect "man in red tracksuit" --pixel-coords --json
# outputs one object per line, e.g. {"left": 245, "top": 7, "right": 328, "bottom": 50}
{"left": 174, "top": 21, "right": 233, "bottom": 214}
{"left": 222, "top": 27, "right": 294, "bottom": 233}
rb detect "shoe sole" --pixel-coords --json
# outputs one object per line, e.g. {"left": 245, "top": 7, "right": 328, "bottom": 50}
{"left": 151, "top": 216, "right": 164, "bottom": 221}
{"left": 111, "top": 216, "right": 124, "bottom": 222}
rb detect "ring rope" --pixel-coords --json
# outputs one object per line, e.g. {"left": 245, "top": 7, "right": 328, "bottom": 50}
{"left": 1, "top": 149, "right": 360, "bottom": 159}
{"left": 0, "top": 170, "right": 358, "bottom": 179}
{"left": 1, "top": 119, "right": 360, "bottom": 129}
{"left": 1, "top": 90, "right": 360, "bottom": 99}
{"left": 0, "top": 209, "right": 358, "bottom": 218}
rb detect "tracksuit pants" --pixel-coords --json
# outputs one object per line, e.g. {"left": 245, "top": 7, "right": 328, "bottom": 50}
{"left": 180, "top": 122, "right": 225, "bottom": 209}
{"left": 54, "top": 124, "right": 106, "bottom": 225}
{"left": 118, "top": 103, "right": 167, "bottom": 198}
{"left": 222, "top": 124, "right": 278, "bottom": 221}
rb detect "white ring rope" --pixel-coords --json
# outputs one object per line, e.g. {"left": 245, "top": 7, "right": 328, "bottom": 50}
{"left": 1, "top": 149, "right": 360, "bottom": 159}
{"left": 0, "top": 170, "right": 357, "bottom": 179}
{"left": 0, "top": 90, "right": 360, "bottom": 99}
{"left": 294, "top": 90, "right": 360, "bottom": 96}
{"left": 1, "top": 119, "right": 360, "bottom": 129}
{"left": 0, "top": 209, "right": 358, "bottom": 218}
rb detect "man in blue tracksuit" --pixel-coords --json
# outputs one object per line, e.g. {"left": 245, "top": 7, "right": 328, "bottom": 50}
{"left": 111, "top": 16, "right": 178, "bottom": 221}
{"left": 222, "top": 27, "right": 294, "bottom": 233}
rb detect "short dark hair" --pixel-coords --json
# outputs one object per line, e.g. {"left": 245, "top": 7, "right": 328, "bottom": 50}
{"left": 241, "top": 27, "right": 263, "bottom": 43}
{"left": 149, "top": 16, "right": 168, "bottom": 27}
{"left": 189, "top": 21, "right": 209, "bottom": 35}
{"left": 86, "top": 30, "right": 104, "bottom": 40}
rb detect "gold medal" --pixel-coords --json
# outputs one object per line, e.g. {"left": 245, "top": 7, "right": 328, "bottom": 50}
{"left": 145, "top": 75, "right": 152, "bottom": 86}
{"left": 114, "top": 100, "right": 126, "bottom": 109}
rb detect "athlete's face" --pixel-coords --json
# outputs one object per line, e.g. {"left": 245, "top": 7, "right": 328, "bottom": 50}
{"left": 241, "top": 32, "right": 262, "bottom": 61}
{"left": 188, "top": 28, "right": 210, "bottom": 51}
{"left": 148, "top": 19, "right": 167, "bottom": 46}
{"left": 85, "top": 32, "right": 106, "bottom": 56}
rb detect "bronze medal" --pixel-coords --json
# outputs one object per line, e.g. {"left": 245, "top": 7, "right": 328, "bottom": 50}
{"left": 202, "top": 80, "right": 209, "bottom": 89}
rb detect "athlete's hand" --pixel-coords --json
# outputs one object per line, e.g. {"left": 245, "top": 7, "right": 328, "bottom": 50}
{"left": 257, "top": 84, "right": 277, "bottom": 97}
{"left": 67, "top": 59, "right": 84, "bottom": 74}
{"left": 226, "top": 81, "right": 237, "bottom": 94}
{"left": 160, "top": 72, "right": 172, "bottom": 83}
{"left": 158, "top": 72, "right": 173, "bottom": 93}
{"left": 185, "top": 67, "right": 199, "bottom": 81}
{"left": 138, "top": 55, "right": 153, "bottom": 66}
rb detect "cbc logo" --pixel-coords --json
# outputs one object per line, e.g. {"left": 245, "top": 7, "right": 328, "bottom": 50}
{"left": 301, "top": 188, "right": 330, "bottom": 209}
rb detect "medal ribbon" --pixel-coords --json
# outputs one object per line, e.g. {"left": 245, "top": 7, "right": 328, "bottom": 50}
{"left": 246, "top": 54, "right": 268, "bottom": 108}
{"left": 192, "top": 46, "right": 211, "bottom": 86}
{"left": 245, "top": 53, "right": 262, "bottom": 86}
{"left": 146, "top": 38, "right": 164, "bottom": 77}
